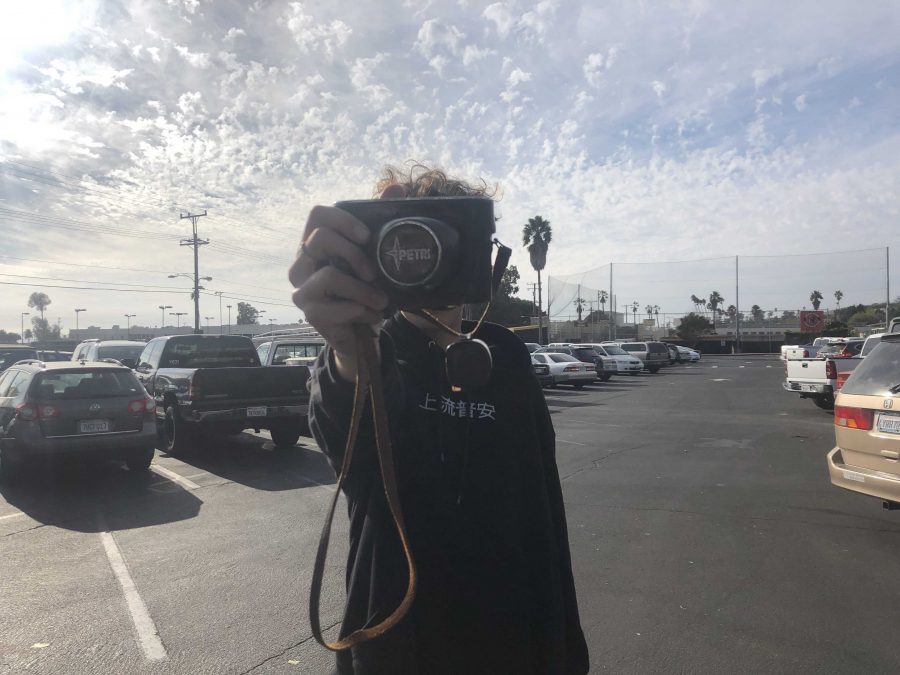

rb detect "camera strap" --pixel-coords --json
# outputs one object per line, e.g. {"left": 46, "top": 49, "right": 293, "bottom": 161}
{"left": 309, "top": 323, "right": 418, "bottom": 651}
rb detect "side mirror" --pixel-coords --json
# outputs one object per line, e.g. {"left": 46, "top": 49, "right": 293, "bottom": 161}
{"left": 135, "top": 363, "right": 150, "bottom": 373}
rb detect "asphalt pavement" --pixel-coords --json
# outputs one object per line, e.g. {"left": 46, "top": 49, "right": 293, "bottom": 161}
{"left": 3, "top": 356, "right": 900, "bottom": 674}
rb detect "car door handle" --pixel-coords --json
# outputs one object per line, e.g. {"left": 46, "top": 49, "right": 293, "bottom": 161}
{"left": 880, "top": 450, "right": 900, "bottom": 460}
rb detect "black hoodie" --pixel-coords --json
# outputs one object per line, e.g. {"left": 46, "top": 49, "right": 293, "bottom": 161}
{"left": 308, "top": 313, "right": 589, "bottom": 675}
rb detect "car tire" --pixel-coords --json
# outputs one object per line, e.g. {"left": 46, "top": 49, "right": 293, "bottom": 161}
{"left": 600, "top": 373, "right": 612, "bottom": 382}
{"left": 812, "top": 395, "right": 835, "bottom": 411}
{"left": 270, "top": 424, "right": 301, "bottom": 449}
{"left": 126, "top": 448, "right": 155, "bottom": 472}
{"left": 649, "top": 366, "right": 660, "bottom": 374}
{"left": 573, "top": 383, "right": 585, "bottom": 389}
{"left": 164, "top": 405, "right": 196, "bottom": 456}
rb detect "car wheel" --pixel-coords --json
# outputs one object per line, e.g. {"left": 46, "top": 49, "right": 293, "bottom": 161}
{"left": 812, "top": 395, "right": 835, "bottom": 411}
{"left": 126, "top": 448, "right": 155, "bottom": 472}
{"left": 164, "top": 405, "right": 196, "bottom": 455}
{"left": 549, "top": 378, "right": 558, "bottom": 389}
{"left": 600, "top": 373, "right": 612, "bottom": 382}
{"left": 573, "top": 382, "right": 586, "bottom": 389}
{"left": 270, "top": 424, "right": 301, "bottom": 449}
{"left": 649, "top": 367, "right": 660, "bottom": 374}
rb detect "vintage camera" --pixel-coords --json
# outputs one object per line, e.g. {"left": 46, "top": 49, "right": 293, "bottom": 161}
{"left": 334, "top": 197, "right": 496, "bottom": 312}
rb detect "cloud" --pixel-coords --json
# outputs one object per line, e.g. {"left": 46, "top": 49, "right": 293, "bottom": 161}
{"left": 793, "top": 93, "right": 807, "bottom": 111}
{"left": 281, "top": 2, "right": 351, "bottom": 57}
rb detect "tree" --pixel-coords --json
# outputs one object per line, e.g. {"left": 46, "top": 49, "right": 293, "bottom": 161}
{"left": 810, "top": 290, "right": 823, "bottom": 310}
{"left": 522, "top": 215, "right": 552, "bottom": 340}
{"left": 725, "top": 305, "right": 737, "bottom": 321}
{"left": 751, "top": 305, "right": 764, "bottom": 322}
{"left": 498, "top": 265, "right": 520, "bottom": 298}
{"left": 707, "top": 291, "right": 724, "bottom": 328}
{"left": 23, "top": 329, "right": 33, "bottom": 341}
{"left": 573, "top": 297, "right": 586, "bottom": 323}
{"left": 28, "top": 292, "right": 52, "bottom": 320}
{"left": 848, "top": 310, "right": 880, "bottom": 327}
{"left": 834, "top": 290, "right": 843, "bottom": 310}
{"left": 676, "top": 313, "right": 714, "bottom": 344}
{"left": 30, "top": 316, "right": 61, "bottom": 341}
{"left": 598, "top": 290, "right": 608, "bottom": 317}
{"left": 690, "top": 294, "right": 704, "bottom": 312}
{"left": 236, "top": 302, "right": 259, "bottom": 325}
{"left": 0, "top": 330, "right": 22, "bottom": 343}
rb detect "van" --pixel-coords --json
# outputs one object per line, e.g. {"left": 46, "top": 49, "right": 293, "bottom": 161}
{"left": 618, "top": 342, "right": 669, "bottom": 373}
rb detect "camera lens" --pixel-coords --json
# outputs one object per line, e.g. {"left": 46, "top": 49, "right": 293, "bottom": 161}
{"left": 376, "top": 218, "right": 455, "bottom": 289}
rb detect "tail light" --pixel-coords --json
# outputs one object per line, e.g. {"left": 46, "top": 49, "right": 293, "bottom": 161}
{"left": 834, "top": 405, "right": 874, "bottom": 430}
{"left": 803, "top": 349, "right": 810, "bottom": 358}
{"left": 38, "top": 405, "right": 59, "bottom": 418}
{"left": 15, "top": 403, "right": 37, "bottom": 421}
{"left": 825, "top": 360, "right": 837, "bottom": 379}
{"left": 835, "top": 372, "right": 851, "bottom": 391}
{"left": 563, "top": 365, "right": 580, "bottom": 372}
{"left": 188, "top": 373, "right": 203, "bottom": 400}
{"left": 128, "top": 398, "right": 157, "bottom": 414}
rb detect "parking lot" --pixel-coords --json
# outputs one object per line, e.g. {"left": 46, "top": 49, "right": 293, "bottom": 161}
{"left": 3, "top": 355, "right": 900, "bottom": 674}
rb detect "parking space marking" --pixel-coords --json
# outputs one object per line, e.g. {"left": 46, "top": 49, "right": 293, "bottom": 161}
{"left": 99, "top": 530, "right": 167, "bottom": 661}
{"left": 150, "top": 464, "right": 200, "bottom": 490}
{"left": 558, "top": 439, "right": 589, "bottom": 446}
{"left": 0, "top": 511, "right": 25, "bottom": 521}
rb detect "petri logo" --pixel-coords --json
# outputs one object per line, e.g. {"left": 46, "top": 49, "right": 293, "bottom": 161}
{"left": 377, "top": 220, "right": 441, "bottom": 287}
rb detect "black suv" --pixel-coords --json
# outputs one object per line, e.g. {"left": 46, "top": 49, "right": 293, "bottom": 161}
{"left": 0, "top": 345, "right": 38, "bottom": 373}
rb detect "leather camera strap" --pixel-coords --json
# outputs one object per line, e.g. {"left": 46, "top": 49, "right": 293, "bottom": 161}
{"left": 309, "top": 324, "right": 418, "bottom": 651}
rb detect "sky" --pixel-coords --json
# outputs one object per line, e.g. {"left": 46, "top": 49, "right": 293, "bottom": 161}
{"left": 1, "top": 0, "right": 899, "bottom": 335}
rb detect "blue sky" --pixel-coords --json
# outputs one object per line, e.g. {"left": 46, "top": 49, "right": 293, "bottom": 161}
{"left": 1, "top": 0, "right": 898, "bottom": 333}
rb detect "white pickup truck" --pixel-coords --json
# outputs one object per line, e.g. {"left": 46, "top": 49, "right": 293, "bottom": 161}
{"left": 783, "top": 339, "right": 868, "bottom": 409}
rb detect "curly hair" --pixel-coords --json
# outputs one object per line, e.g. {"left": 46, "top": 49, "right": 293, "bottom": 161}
{"left": 373, "top": 162, "right": 498, "bottom": 199}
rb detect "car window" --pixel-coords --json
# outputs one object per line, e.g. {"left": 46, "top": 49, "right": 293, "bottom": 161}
{"left": 602, "top": 346, "right": 627, "bottom": 355}
{"left": 0, "top": 349, "right": 38, "bottom": 370}
{"left": 549, "top": 354, "right": 578, "bottom": 363}
{"left": 532, "top": 354, "right": 547, "bottom": 364}
{"left": 5, "top": 371, "right": 30, "bottom": 397}
{"left": 33, "top": 370, "right": 143, "bottom": 399}
{"left": 97, "top": 345, "right": 145, "bottom": 363}
{"left": 572, "top": 348, "right": 598, "bottom": 360}
{"left": 648, "top": 343, "right": 667, "bottom": 354}
{"left": 861, "top": 336, "right": 882, "bottom": 357}
{"left": 257, "top": 343, "right": 272, "bottom": 363}
{"left": 0, "top": 370, "right": 16, "bottom": 397}
{"left": 841, "top": 341, "right": 900, "bottom": 396}
{"left": 620, "top": 344, "right": 643, "bottom": 352}
{"left": 161, "top": 337, "right": 259, "bottom": 368}
{"left": 137, "top": 341, "right": 155, "bottom": 368}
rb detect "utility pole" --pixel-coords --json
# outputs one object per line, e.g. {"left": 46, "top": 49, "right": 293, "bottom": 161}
{"left": 735, "top": 255, "right": 741, "bottom": 354}
{"left": 214, "top": 291, "right": 224, "bottom": 335}
{"left": 887, "top": 246, "right": 891, "bottom": 327}
{"left": 226, "top": 305, "right": 232, "bottom": 335}
{"left": 179, "top": 210, "right": 208, "bottom": 334}
{"left": 124, "top": 314, "right": 135, "bottom": 339}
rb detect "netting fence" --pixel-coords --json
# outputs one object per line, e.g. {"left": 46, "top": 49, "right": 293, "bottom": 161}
{"left": 545, "top": 247, "right": 892, "bottom": 344}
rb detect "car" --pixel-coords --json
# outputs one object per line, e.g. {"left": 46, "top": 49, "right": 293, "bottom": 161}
{"left": 36, "top": 350, "right": 73, "bottom": 362}
{"left": 534, "top": 345, "right": 616, "bottom": 381}
{"left": 0, "top": 345, "right": 38, "bottom": 373}
{"left": 530, "top": 358, "right": 554, "bottom": 387}
{"left": 618, "top": 341, "right": 669, "bottom": 373}
{"left": 574, "top": 343, "right": 643, "bottom": 374}
{"left": 664, "top": 343, "right": 679, "bottom": 364}
{"left": 0, "top": 361, "right": 157, "bottom": 480}
{"left": 71, "top": 340, "right": 147, "bottom": 369}
{"left": 529, "top": 353, "right": 595, "bottom": 389}
{"left": 676, "top": 346, "right": 701, "bottom": 362}
{"left": 817, "top": 339, "right": 864, "bottom": 359}
{"left": 256, "top": 337, "right": 325, "bottom": 367}
{"left": 827, "top": 334, "right": 900, "bottom": 507}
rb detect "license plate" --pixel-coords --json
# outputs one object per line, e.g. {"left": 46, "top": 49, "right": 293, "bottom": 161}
{"left": 247, "top": 406, "right": 267, "bottom": 417}
{"left": 79, "top": 419, "right": 110, "bottom": 434}
{"left": 877, "top": 412, "right": 900, "bottom": 434}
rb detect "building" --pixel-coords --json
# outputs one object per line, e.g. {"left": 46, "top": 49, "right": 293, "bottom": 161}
{"left": 68, "top": 322, "right": 313, "bottom": 342}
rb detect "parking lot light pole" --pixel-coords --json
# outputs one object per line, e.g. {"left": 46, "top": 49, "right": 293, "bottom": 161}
{"left": 75, "top": 308, "right": 86, "bottom": 335}
{"left": 205, "top": 316, "right": 214, "bottom": 333}
{"left": 170, "top": 312, "right": 187, "bottom": 329}
{"left": 124, "top": 314, "right": 135, "bottom": 339}
{"left": 20, "top": 312, "right": 29, "bottom": 343}
{"left": 226, "top": 305, "right": 232, "bottom": 335}
{"left": 159, "top": 305, "right": 171, "bottom": 329}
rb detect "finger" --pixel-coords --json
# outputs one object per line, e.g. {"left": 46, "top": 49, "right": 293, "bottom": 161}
{"left": 304, "top": 226, "right": 376, "bottom": 282}
{"left": 300, "top": 299, "right": 384, "bottom": 328}
{"left": 380, "top": 183, "right": 406, "bottom": 199}
{"left": 289, "top": 205, "right": 370, "bottom": 287}
{"left": 294, "top": 266, "right": 387, "bottom": 312}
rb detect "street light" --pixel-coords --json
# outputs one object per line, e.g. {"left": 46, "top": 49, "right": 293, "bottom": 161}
{"left": 169, "top": 273, "right": 212, "bottom": 334}
{"left": 124, "top": 314, "right": 136, "bottom": 339}
{"left": 75, "top": 308, "right": 86, "bottom": 334}
{"left": 170, "top": 311, "right": 187, "bottom": 328}
{"left": 205, "top": 316, "right": 214, "bottom": 332}
{"left": 159, "top": 305, "right": 172, "bottom": 329}
{"left": 631, "top": 301, "right": 639, "bottom": 337}
{"left": 20, "top": 312, "right": 29, "bottom": 343}
{"left": 226, "top": 304, "right": 232, "bottom": 335}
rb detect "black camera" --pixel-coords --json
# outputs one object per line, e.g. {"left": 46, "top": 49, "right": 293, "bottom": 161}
{"left": 334, "top": 197, "right": 496, "bottom": 312}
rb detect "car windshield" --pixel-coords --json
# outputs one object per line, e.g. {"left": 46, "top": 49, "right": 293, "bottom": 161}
{"left": 32, "top": 369, "right": 143, "bottom": 399}
{"left": 161, "top": 337, "right": 259, "bottom": 368}
{"left": 602, "top": 346, "right": 627, "bottom": 355}
{"left": 0, "top": 349, "right": 38, "bottom": 370}
{"left": 620, "top": 344, "right": 643, "bottom": 352}
{"left": 572, "top": 348, "right": 598, "bottom": 360}
{"left": 841, "top": 341, "right": 900, "bottom": 396}
{"left": 548, "top": 354, "right": 578, "bottom": 363}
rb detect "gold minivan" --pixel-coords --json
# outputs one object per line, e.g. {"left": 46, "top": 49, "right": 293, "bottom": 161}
{"left": 827, "top": 334, "right": 900, "bottom": 507}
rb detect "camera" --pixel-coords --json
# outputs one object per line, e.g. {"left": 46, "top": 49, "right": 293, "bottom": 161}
{"left": 334, "top": 197, "right": 496, "bottom": 312}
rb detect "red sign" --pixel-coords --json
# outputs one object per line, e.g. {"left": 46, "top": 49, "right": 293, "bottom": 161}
{"left": 799, "top": 310, "right": 825, "bottom": 333}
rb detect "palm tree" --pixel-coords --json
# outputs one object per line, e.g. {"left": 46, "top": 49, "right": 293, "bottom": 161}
{"left": 573, "top": 297, "right": 586, "bottom": 323}
{"left": 751, "top": 305, "right": 764, "bottom": 322}
{"left": 690, "top": 294, "right": 704, "bottom": 312}
{"left": 707, "top": 291, "right": 724, "bottom": 329}
{"left": 810, "top": 290, "right": 823, "bottom": 310}
{"left": 598, "top": 290, "right": 608, "bottom": 317}
{"left": 725, "top": 305, "right": 737, "bottom": 321}
{"left": 28, "top": 292, "right": 51, "bottom": 320}
{"left": 834, "top": 290, "right": 843, "bottom": 310}
{"left": 522, "top": 216, "right": 552, "bottom": 341}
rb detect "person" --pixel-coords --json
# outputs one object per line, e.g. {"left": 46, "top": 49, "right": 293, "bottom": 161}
{"left": 289, "top": 164, "right": 589, "bottom": 675}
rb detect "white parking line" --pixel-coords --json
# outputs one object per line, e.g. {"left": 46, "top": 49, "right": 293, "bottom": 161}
{"left": 0, "top": 511, "right": 25, "bottom": 521}
{"left": 150, "top": 464, "right": 200, "bottom": 490}
{"left": 558, "top": 439, "right": 588, "bottom": 446}
{"left": 99, "top": 530, "right": 167, "bottom": 661}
